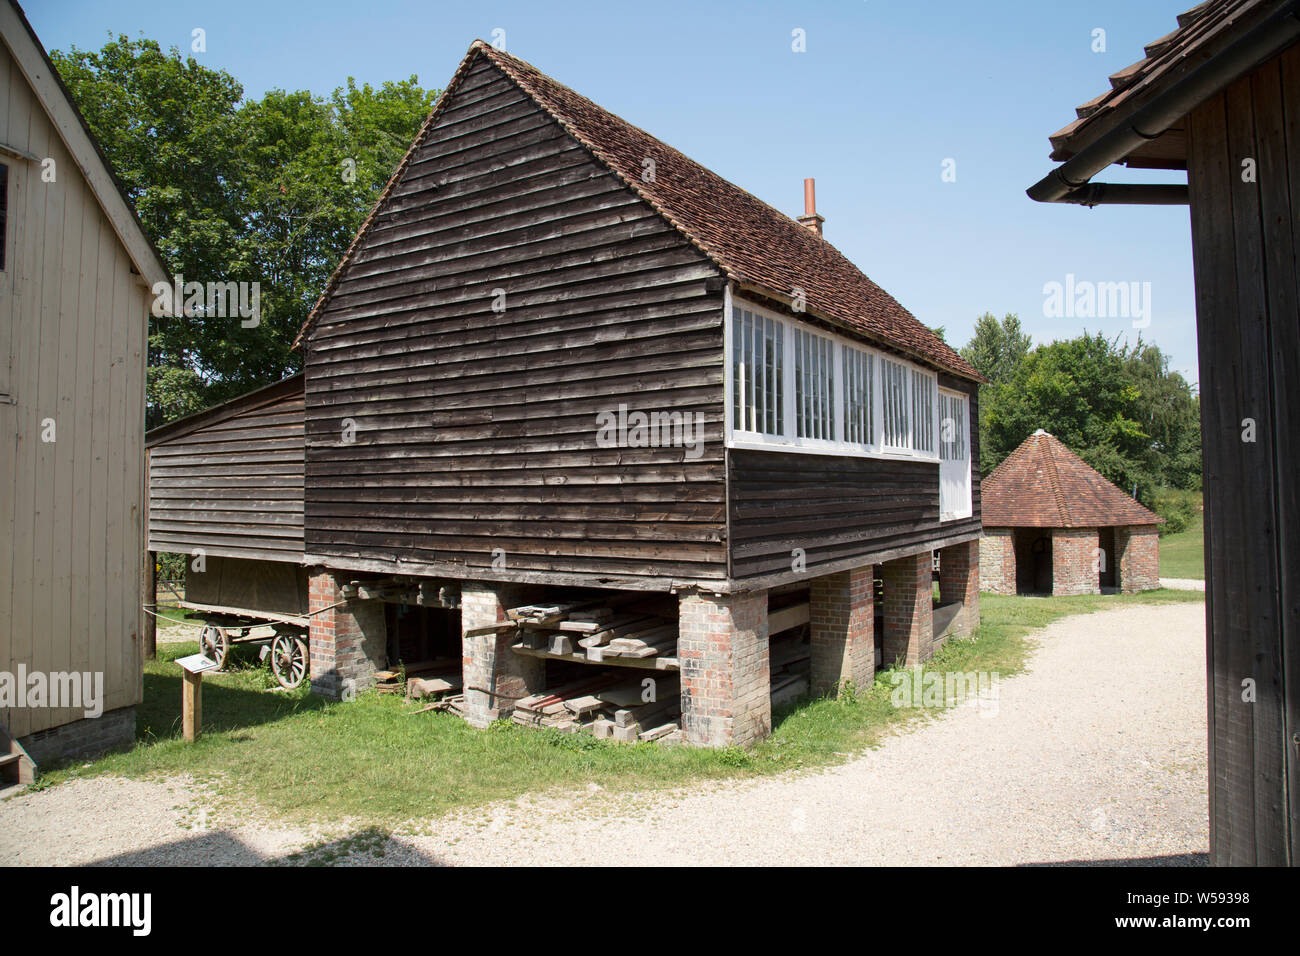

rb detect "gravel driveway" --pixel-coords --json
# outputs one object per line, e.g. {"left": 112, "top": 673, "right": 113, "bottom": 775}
{"left": 0, "top": 601, "right": 1208, "bottom": 866}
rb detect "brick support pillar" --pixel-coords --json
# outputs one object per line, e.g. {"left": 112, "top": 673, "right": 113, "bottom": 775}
{"left": 308, "top": 569, "right": 387, "bottom": 700}
{"left": 881, "top": 552, "right": 934, "bottom": 667}
{"left": 1051, "top": 528, "right": 1101, "bottom": 595}
{"left": 678, "top": 590, "right": 770, "bottom": 748}
{"left": 461, "top": 582, "right": 544, "bottom": 728}
{"left": 979, "top": 530, "right": 1016, "bottom": 595}
{"left": 810, "top": 566, "right": 874, "bottom": 696}
{"left": 938, "top": 539, "right": 980, "bottom": 639}
{"left": 1116, "top": 525, "right": 1161, "bottom": 593}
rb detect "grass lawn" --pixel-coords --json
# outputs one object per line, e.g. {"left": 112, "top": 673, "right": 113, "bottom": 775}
{"left": 1159, "top": 513, "right": 1205, "bottom": 579}
{"left": 33, "top": 588, "right": 1205, "bottom": 828}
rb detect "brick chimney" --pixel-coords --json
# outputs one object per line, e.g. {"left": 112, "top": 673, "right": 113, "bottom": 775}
{"left": 797, "top": 177, "right": 825, "bottom": 237}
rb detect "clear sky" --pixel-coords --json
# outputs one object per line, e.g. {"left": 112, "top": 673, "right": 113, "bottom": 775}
{"left": 30, "top": 0, "right": 1200, "bottom": 382}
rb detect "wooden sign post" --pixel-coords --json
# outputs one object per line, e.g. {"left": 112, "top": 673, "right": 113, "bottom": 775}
{"left": 175, "top": 653, "right": 220, "bottom": 742}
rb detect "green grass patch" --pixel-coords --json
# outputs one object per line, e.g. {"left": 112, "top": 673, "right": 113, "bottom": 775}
{"left": 36, "top": 589, "right": 1204, "bottom": 827}
{"left": 1159, "top": 512, "right": 1205, "bottom": 579}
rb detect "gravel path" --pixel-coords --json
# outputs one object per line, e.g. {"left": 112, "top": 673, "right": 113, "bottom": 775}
{"left": 1159, "top": 577, "right": 1205, "bottom": 591}
{"left": 0, "top": 602, "right": 1208, "bottom": 866}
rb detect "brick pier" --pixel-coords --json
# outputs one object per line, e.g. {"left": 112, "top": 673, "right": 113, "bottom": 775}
{"left": 678, "top": 590, "right": 770, "bottom": 747}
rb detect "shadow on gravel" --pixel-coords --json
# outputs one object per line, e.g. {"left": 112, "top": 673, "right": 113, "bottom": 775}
{"left": 86, "top": 827, "right": 446, "bottom": 867}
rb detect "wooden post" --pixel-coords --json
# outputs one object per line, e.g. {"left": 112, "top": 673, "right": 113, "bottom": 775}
{"left": 143, "top": 549, "right": 157, "bottom": 660}
{"left": 182, "top": 670, "right": 202, "bottom": 742}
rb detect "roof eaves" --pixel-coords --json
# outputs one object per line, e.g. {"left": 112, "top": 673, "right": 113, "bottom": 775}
{"left": 292, "top": 44, "right": 489, "bottom": 349}
{"left": 473, "top": 42, "right": 740, "bottom": 286}
{"left": 145, "top": 373, "right": 304, "bottom": 447}
{"left": 2, "top": 0, "right": 170, "bottom": 288}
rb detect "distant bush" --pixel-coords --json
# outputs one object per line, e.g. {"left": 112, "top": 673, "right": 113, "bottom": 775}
{"left": 1149, "top": 487, "right": 1200, "bottom": 536}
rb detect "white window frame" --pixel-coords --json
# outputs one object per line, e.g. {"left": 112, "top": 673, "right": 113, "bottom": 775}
{"left": 724, "top": 290, "right": 944, "bottom": 463}
{"left": 938, "top": 386, "right": 973, "bottom": 520}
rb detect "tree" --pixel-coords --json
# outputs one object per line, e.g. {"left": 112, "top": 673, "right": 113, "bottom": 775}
{"left": 51, "top": 36, "right": 246, "bottom": 424}
{"left": 52, "top": 37, "right": 439, "bottom": 425}
{"left": 978, "top": 332, "right": 1200, "bottom": 504}
{"left": 960, "top": 312, "right": 1031, "bottom": 384}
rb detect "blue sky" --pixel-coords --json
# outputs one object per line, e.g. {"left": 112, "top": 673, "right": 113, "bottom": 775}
{"left": 31, "top": 0, "right": 1200, "bottom": 381}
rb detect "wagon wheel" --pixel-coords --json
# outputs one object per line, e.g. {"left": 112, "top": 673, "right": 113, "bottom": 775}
{"left": 200, "top": 625, "right": 230, "bottom": 670}
{"left": 271, "top": 634, "right": 308, "bottom": 690}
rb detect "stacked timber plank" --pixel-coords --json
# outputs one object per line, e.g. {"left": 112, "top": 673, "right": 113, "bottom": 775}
{"left": 508, "top": 597, "right": 680, "bottom": 670}
{"left": 511, "top": 671, "right": 682, "bottom": 743}
{"left": 372, "top": 658, "right": 463, "bottom": 699}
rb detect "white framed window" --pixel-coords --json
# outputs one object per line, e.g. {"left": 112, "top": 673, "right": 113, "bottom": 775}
{"left": 881, "top": 357, "right": 910, "bottom": 451}
{"left": 912, "top": 367, "right": 936, "bottom": 454}
{"left": 731, "top": 306, "right": 784, "bottom": 437}
{"left": 794, "top": 327, "right": 835, "bottom": 441}
{"left": 939, "top": 388, "right": 972, "bottom": 519}
{"left": 842, "top": 344, "right": 874, "bottom": 445}
{"left": 724, "top": 293, "right": 950, "bottom": 463}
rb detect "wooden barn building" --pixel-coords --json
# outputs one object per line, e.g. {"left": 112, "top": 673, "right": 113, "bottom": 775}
{"left": 979, "top": 430, "right": 1161, "bottom": 596}
{"left": 1028, "top": 0, "right": 1300, "bottom": 864}
{"left": 147, "top": 40, "right": 984, "bottom": 747}
{"left": 1, "top": 0, "right": 169, "bottom": 782}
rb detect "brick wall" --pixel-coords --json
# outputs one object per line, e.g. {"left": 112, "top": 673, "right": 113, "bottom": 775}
{"left": 979, "top": 530, "right": 1016, "bottom": 595}
{"left": 1051, "top": 528, "right": 1100, "bottom": 596}
{"left": 810, "top": 566, "right": 874, "bottom": 696}
{"left": 678, "top": 590, "right": 770, "bottom": 747}
{"left": 938, "top": 539, "right": 980, "bottom": 638}
{"left": 19, "top": 705, "right": 135, "bottom": 767}
{"left": 881, "top": 551, "right": 934, "bottom": 666}
{"left": 1116, "top": 525, "right": 1161, "bottom": 592}
{"left": 461, "top": 582, "right": 544, "bottom": 728}
{"left": 308, "top": 569, "right": 387, "bottom": 699}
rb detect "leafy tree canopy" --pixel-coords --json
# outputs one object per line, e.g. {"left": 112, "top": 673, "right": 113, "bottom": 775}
{"left": 51, "top": 36, "right": 439, "bottom": 425}
{"left": 973, "top": 328, "right": 1200, "bottom": 504}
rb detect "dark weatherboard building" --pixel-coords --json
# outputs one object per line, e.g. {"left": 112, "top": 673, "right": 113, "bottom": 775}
{"left": 147, "top": 40, "right": 984, "bottom": 747}
{"left": 1028, "top": 0, "right": 1300, "bottom": 865}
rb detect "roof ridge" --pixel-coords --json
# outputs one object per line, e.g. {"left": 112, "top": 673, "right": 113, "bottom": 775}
{"left": 293, "top": 42, "right": 487, "bottom": 347}
{"left": 1038, "top": 433, "right": 1073, "bottom": 527}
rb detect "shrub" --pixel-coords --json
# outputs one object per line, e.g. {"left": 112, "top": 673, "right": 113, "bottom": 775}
{"left": 1149, "top": 487, "right": 1200, "bottom": 536}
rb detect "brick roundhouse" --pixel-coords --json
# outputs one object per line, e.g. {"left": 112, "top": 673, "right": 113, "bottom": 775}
{"left": 979, "top": 430, "right": 1161, "bottom": 596}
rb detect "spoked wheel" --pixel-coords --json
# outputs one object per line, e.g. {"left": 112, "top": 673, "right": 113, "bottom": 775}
{"left": 271, "top": 633, "right": 308, "bottom": 689}
{"left": 200, "top": 625, "right": 230, "bottom": 670}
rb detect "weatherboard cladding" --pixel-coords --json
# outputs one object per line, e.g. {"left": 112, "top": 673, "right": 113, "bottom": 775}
{"left": 728, "top": 373, "right": 982, "bottom": 585}
{"left": 290, "top": 49, "right": 983, "bottom": 589}
{"left": 147, "top": 376, "right": 306, "bottom": 562}
{"left": 981, "top": 431, "right": 1161, "bottom": 529}
{"left": 302, "top": 57, "right": 729, "bottom": 586}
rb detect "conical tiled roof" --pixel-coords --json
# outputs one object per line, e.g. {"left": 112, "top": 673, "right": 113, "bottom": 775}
{"left": 982, "top": 430, "right": 1162, "bottom": 528}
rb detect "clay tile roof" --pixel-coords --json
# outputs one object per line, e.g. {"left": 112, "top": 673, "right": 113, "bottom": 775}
{"left": 1046, "top": 0, "right": 1289, "bottom": 169}
{"left": 296, "top": 41, "right": 980, "bottom": 381}
{"left": 982, "top": 430, "right": 1162, "bottom": 528}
